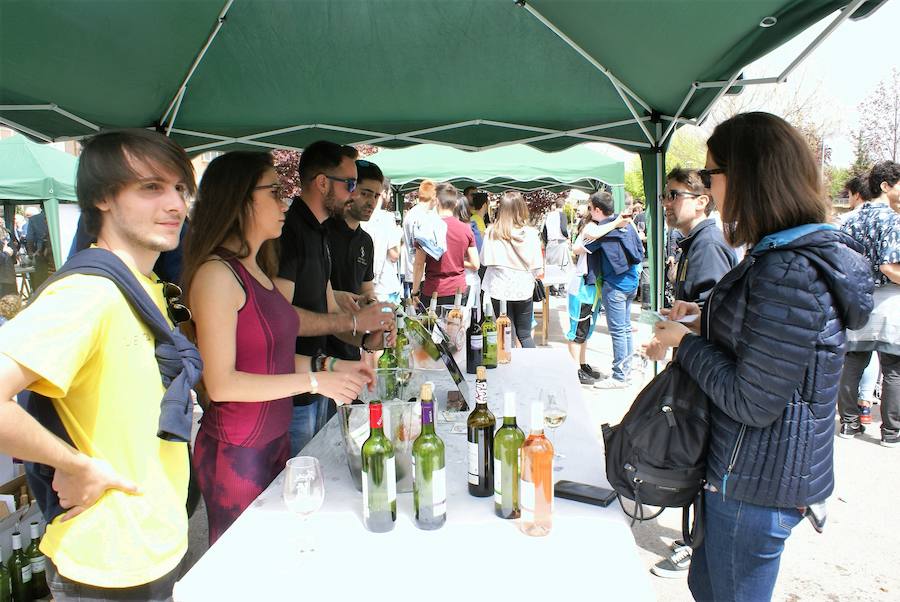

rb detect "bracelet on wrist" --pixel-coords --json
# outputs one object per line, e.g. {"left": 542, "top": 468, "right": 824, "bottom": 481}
{"left": 310, "top": 355, "right": 318, "bottom": 373}
{"left": 328, "top": 356, "right": 339, "bottom": 372}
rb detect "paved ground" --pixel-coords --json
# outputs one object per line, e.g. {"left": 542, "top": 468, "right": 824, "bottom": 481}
{"left": 185, "top": 294, "right": 898, "bottom": 601}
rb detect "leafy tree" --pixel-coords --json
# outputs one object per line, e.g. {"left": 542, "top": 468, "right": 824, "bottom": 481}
{"left": 824, "top": 165, "right": 850, "bottom": 199}
{"left": 858, "top": 68, "right": 900, "bottom": 162}
{"left": 849, "top": 127, "right": 874, "bottom": 177}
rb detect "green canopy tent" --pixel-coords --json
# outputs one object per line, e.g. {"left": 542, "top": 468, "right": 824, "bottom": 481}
{"left": 366, "top": 143, "right": 625, "bottom": 209}
{"left": 0, "top": 134, "right": 78, "bottom": 268}
{"left": 0, "top": 0, "right": 887, "bottom": 306}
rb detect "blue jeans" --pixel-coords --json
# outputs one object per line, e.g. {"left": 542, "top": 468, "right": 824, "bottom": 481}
{"left": 859, "top": 352, "right": 880, "bottom": 402}
{"left": 288, "top": 395, "right": 330, "bottom": 456}
{"left": 601, "top": 282, "right": 636, "bottom": 382}
{"left": 689, "top": 490, "right": 803, "bottom": 602}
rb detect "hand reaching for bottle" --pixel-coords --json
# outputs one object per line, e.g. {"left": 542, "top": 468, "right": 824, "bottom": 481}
{"left": 334, "top": 359, "right": 376, "bottom": 392}
{"left": 316, "top": 370, "right": 372, "bottom": 405}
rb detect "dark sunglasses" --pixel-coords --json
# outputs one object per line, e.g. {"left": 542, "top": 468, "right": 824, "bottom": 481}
{"left": 160, "top": 281, "right": 192, "bottom": 325}
{"left": 661, "top": 190, "right": 701, "bottom": 202}
{"left": 698, "top": 168, "right": 726, "bottom": 189}
{"left": 323, "top": 175, "right": 357, "bottom": 193}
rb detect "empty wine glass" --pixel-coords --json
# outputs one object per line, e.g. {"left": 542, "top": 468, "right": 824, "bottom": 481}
{"left": 541, "top": 389, "right": 568, "bottom": 470}
{"left": 283, "top": 456, "right": 325, "bottom": 553}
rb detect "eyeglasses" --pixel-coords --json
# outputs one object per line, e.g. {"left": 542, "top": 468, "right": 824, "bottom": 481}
{"left": 160, "top": 281, "right": 192, "bottom": 325}
{"left": 323, "top": 175, "right": 357, "bottom": 193}
{"left": 253, "top": 183, "right": 292, "bottom": 206}
{"left": 698, "top": 168, "right": 726, "bottom": 189}
{"left": 661, "top": 190, "right": 700, "bottom": 202}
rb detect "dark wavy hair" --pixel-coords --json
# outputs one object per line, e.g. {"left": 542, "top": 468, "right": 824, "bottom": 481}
{"left": 706, "top": 112, "right": 827, "bottom": 247}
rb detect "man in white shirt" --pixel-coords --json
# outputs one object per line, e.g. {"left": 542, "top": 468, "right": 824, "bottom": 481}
{"left": 362, "top": 177, "right": 403, "bottom": 303}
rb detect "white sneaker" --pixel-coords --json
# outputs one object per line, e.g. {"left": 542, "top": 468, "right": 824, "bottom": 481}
{"left": 651, "top": 545, "right": 692, "bottom": 578}
{"left": 594, "top": 377, "right": 629, "bottom": 390}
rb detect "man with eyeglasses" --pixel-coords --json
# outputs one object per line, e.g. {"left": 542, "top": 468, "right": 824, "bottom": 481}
{"left": 275, "top": 141, "right": 394, "bottom": 456}
{"left": 663, "top": 168, "right": 737, "bottom": 311}
{"left": 0, "top": 129, "right": 201, "bottom": 600}
{"left": 324, "top": 160, "right": 384, "bottom": 363}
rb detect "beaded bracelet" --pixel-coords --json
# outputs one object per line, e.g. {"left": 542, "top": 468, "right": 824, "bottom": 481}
{"left": 328, "top": 356, "right": 339, "bottom": 372}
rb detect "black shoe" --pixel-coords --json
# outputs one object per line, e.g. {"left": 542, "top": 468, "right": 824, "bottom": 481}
{"left": 580, "top": 364, "right": 604, "bottom": 379}
{"left": 577, "top": 369, "right": 596, "bottom": 385}
{"left": 838, "top": 422, "right": 865, "bottom": 439}
{"left": 882, "top": 433, "right": 900, "bottom": 448}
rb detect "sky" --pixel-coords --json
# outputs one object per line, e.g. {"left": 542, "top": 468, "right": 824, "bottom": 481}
{"left": 596, "top": 0, "right": 900, "bottom": 167}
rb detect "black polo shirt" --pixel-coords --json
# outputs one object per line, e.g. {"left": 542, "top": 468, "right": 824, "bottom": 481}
{"left": 278, "top": 197, "right": 331, "bottom": 360}
{"left": 325, "top": 218, "right": 374, "bottom": 361}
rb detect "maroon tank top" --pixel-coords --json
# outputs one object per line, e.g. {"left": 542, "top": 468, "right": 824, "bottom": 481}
{"left": 200, "top": 257, "right": 299, "bottom": 447}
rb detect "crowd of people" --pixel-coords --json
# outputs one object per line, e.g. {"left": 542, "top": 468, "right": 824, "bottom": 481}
{"left": 0, "top": 110, "right": 897, "bottom": 600}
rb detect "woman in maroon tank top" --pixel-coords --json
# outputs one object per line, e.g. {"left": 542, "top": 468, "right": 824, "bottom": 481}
{"left": 182, "top": 152, "right": 373, "bottom": 545}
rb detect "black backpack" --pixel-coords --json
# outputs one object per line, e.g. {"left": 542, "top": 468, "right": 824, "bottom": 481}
{"left": 602, "top": 360, "right": 710, "bottom": 546}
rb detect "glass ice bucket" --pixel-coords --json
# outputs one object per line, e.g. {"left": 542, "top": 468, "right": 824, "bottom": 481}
{"left": 339, "top": 368, "right": 431, "bottom": 492}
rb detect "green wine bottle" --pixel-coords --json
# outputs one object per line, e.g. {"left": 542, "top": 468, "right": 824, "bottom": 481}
{"left": 8, "top": 533, "right": 32, "bottom": 602}
{"left": 378, "top": 329, "right": 399, "bottom": 399}
{"left": 25, "top": 522, "right": 48, "bottom": 599}
{"left": 494, "top": 391, "right": 525, "bottom": 518}
{"left": 395, "top": 313, "right": 410, "bottom": 367}
{"left": 0, "top": 555, "right": 11, "bottom": 602}
{"left": 481, "top": 297, "right": 498, "bottom": 369}
{"left": 412, "top": 384, "right": 447, "bottom": 530}
{"left": 361, "top": 401, "right": 397, "bottom": 532}
{"left": 467, "top": 366, "right": 495, "bottom": 497}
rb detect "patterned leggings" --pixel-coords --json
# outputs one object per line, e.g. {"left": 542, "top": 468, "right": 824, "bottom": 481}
{"left": 193, "top": 429, "right": 290, "bottom": 545}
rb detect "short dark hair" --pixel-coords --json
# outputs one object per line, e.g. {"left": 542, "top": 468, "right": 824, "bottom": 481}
{"left": 667, "top": 167, "right": 715, "bottom": 215}
{"left": 297, "top": 140, "right": 358, "bottom": 184}
{"left": 436, "top": 182, "right": 459, "bottom": 211}
{"left": 706, "top": 112, "right": 827, "bottom": 247}
{"left": 463, "top": 186, "right": 477, "bottom": 197}
{"left": 356, "top": 159, "right": 384, "bottom": 185}
{"left": 868, "top": 161, "right": 900, "bottom": 199}
{"left": 554, "top": 198, "right": 565, "bottom": 208}
{"left": 589, "top": 191, "right": 614, "bottom": 216}
{"left": 844, "top": 174, "right": 871, "bottom": 200}
{"left": 470, "top": 191, "right": 488, "bottom": 210}
{"left": 76, "top": 129, "right": 195, "bottom": 238}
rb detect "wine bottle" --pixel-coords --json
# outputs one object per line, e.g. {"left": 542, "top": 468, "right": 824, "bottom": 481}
{"left": 519, "top": 402, "right": 554, "bottom": 537}
{"left": 377, "top": 328, "right": 399, "bottom": 399}
{"left": 426, "top": 292, "right": 439, "bottom": 326}
{"left": 494, "top": 391, "right": 525, "bottom": 519}
{"left": 446, "top": 288, "right": 464, "bottom": 343}
{"left": 361, "top": 401, "right": 397, "bottom": 533}
{"left": 496, "top": 299, "right": 512, "bottom": 364}
{"left": 25, "top": 522, "right": 48, "bottom": 599}
{"left": 465, "top": 306, "right": 483, "bottom": 375}
{"left": 481, "top": 298, "right": 498, "bottom": 369}
{"left": 1, "top": 557, "right": 11, "bottom": 602}
{"left": 467, "top": 366, "right": 495, "bottom": 497}
{"left": 8, "top": 533, "right": 32, "bottom": 602}
{"left": 395, "top": 313, "right": 410, "bottom": 365}
{"left": 412, "top": 385, "right": 447, "bottom": 530}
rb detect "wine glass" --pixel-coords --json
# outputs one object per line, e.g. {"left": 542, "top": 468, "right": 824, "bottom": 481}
{"left": 541, "top": 389, "right": 568, "bottom": 470}
{"left": 283, "top": 456, "right": 325, "bottom": 553}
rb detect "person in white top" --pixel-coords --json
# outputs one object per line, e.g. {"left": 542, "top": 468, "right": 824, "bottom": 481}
{"left": 362, "top": 177, "right": 403, "bottom": 304}
{"left": 481, "top": 192, "right": 543, "bottom": 348}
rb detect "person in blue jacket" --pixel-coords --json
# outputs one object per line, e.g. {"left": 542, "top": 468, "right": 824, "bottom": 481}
{"left": 647, "top": 112, "right": 874, "bottom": 602}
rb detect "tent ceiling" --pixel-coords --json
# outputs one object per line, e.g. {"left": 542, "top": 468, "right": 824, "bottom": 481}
{"left": 0, "top": 0, "right": 882, "bottom": 155}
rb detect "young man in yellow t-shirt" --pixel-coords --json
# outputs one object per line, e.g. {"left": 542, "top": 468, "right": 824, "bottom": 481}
{"left": 0, "top": 129, "right": 197, "bottom": 600}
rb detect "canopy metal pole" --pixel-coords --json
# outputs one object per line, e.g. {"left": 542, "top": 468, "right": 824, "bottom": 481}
{"left": 166, "top": 87, "right": 186, "bottom": 136}
{"left": 517, "top": 1, "right": 656, "bottom": 145}
{"left": 0, "top": 116, "right": 52, "bottom": 142}
{"left": 159, "top": 0, "right": 234, "bottom": 129}
{"left": 51, "top": 105, "right": 99, "bottom": 131}
{"left": 659, "top": 84, "right": 698, "bottom": 145}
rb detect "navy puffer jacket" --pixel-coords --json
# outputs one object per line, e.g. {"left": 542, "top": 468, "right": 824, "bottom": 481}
{"left": 675, "top": 224, "right": 873, "bottom": 508}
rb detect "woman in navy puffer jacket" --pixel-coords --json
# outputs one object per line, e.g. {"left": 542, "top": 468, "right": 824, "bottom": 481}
{"left": 648, "top": 112, "right": 874, "bottom": 602}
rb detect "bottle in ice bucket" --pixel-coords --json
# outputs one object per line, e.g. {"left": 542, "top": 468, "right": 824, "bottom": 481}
{"left": 467, "top": 366, "right": 495, "bottom": 497}
{"left": 496, "top": 299, "right": 512, "bottom": 364}
{"left": 481, "top": 297, "right": 498, "bottom": 369}
{"left": 426, "top": 292, "right": 439, "bottom": 328}
{"left": 378, "top": 328, "right": 399, "bottom": 398}
{"left": 446, "top": 288, "right": 465, "bottom": 351}
{"left": 412, "top": 384, "right": 447, "bottom": 530}
{"left": 361, "top": 401, "right": 397, "bottom": 532}
{"left": 465, "top": 306, "right": 483, "bottom": 375}
{"left": 494, "top": 391, "right": 525, "bottom": 519}
{"left": 8, "top": 532, "right": 32, "bottom": 602}
{"left": 519, "top": 402, "right": 554, "bottom": 537}
{"left": 25, "top": 522, "right": 48, "bottom": 599}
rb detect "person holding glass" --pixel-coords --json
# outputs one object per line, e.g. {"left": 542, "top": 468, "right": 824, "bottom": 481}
{"left": 645, "top": 112, "right": 873, "bottom": 601}
{"left": 182, "top": 151, "right": 373, "bottom": 545}
{"left": 480, "top": 192, "right": 543, "bottom": 348}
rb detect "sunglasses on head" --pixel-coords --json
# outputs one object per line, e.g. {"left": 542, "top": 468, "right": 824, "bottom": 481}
{"left": 160, "top": 281, "right": 192, "bottom": 325}
{"left": 698, "top": 168, "right": 726, "bottom": 189}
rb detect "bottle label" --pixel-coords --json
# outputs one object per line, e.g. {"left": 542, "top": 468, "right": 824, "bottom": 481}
{"left": 386, "top": 457, "right": 397, "bottom": 503}
{"left": 494, "top": 458, "right": 502, "bottom": 502}
{"left": 20, "top": 563, "right": 32, "bottom": 582}
{"left": 29, "top": 555, "right": 45, "bottom": 573}
{"left": 469, "top": 335, "right": 483, "bottom": 350}
{"left": 361, "top": 469, "right": 370, "bottom": 519}
{"left": 431, "top": 324, "right": 443, "bottom": 344}
{"left": 520, "top": 479, "right": 535, "bottom": 523}
{"left": 486, "top": 332, "right": 497, "bottom": 346}
{"left": 432, "top": 467, "right": 447, "bottom": 514}
{"left": 475, "top": 379, "right": 488, "bottom": 405}
{"left": 503, "top": 328, "right": 512, "bottom": 352}
{"left": 468, "top": 441, "right": 479, "bottom": 484}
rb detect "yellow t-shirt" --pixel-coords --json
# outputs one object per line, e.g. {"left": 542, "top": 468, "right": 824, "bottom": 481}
{"left": 470, "top": 214, "right": 486, "bottom": 236}
{"left": 0, "top": 270, "right": 188, "bottom": 588}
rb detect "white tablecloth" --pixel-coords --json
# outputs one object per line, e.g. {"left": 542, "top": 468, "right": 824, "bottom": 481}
{"left": 174, "top": 349, "right": 654, "bottom": 601}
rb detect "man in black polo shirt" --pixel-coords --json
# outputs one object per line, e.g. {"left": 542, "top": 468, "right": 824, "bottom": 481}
{"left": 275, "top": 141, "right": 394, "bottom": 455}
{"left": 325, "top": 160, "right": 384, "bottom": 362}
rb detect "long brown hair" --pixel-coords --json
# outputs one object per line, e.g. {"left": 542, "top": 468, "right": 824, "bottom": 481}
{"left": 487, "top": 191, "right": 530, "bottom": 241}
{"left": 181, "top": 151, "right": 279, "bottom": 305}
{"left": 706, "top": 112, "right": 827, "bottom": 247}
